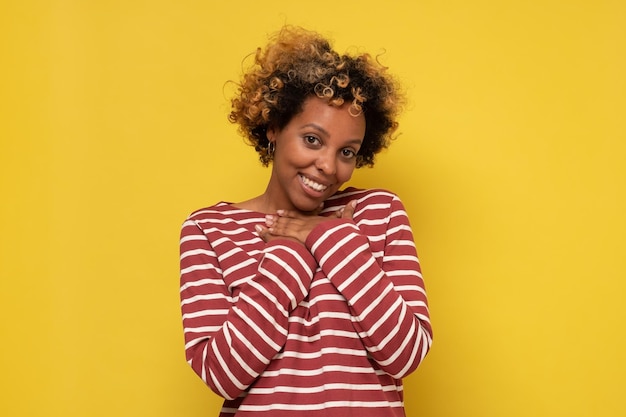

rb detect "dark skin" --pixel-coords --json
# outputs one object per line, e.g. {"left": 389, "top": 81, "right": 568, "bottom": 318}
{"left": 242, "top": 97, "right": 365, "bottom": 245}
{"left": 255, "top": 199, "right": 358, "bottom": 245}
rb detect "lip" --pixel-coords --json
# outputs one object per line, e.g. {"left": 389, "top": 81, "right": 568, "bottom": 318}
{"left": 298, "top": 174, "right": 330, "bottom": 197}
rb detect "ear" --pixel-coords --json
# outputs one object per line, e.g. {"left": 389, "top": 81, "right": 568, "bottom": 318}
{"left": 266, "top": 127, "right": 275, "bottom": 142}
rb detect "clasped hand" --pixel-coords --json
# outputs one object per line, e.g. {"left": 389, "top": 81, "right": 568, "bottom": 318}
{"left": 256, "top": 200, "right": 357, "bottom": 245}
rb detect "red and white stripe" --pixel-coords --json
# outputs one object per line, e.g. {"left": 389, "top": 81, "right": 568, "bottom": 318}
{"left": 180, "top": 187, "right": 432, "bottom": 416}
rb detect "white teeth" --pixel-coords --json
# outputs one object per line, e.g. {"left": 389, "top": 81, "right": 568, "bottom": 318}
{"left": 300, "top": 175, "right": 327, "bottom": 192}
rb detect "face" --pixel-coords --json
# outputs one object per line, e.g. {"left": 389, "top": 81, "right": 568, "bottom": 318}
{"left": 265, "top": 96, "right": 366, "bottom": 213}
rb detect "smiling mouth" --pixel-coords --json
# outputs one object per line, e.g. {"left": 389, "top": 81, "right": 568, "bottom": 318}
{"left": 299, "top": 174, "right": 328, "bottom": 192}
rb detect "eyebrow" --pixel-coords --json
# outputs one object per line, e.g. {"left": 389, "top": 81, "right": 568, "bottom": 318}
{"left": 301, "top": 123, "right": 329, "bottom": 136}
{"left": 301, "top": 123, "right": 363, "bottom": 145}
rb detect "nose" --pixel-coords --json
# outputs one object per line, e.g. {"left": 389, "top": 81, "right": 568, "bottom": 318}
{"left": 315, "top": 150, "right": 337, "bottom": 176}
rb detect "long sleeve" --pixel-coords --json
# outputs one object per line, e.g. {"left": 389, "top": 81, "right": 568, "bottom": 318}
{"left": 180, "top": 218, "right": 317, "bottom": 400}
{"left": 180, "top": 192, "right": 431, "bottom": 417}
{"left": 306, "top": 193, "right": 432, "bottom": 378}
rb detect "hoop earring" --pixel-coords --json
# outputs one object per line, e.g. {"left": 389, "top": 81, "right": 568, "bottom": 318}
{"left": 268, "top": 141, "right": 275, "bottom": 158}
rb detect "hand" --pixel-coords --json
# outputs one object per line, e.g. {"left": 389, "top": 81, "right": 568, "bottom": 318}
{"left": 256, "top": 200, "right": 357, "bottom": 245}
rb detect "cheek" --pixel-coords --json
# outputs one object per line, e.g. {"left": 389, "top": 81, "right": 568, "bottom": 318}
{"left": 336, "top": 163, "right": 356, "bottom": 183}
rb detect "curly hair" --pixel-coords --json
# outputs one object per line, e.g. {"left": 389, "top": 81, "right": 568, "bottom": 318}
{"left": 228, "top": 26, "right": 404, "bottom": 168}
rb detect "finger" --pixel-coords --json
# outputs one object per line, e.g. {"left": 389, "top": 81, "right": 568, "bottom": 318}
{"left": 264, "top": 215, "right": 288, "bottom": 236}
{"left": 275, "top": 209, "right": 298, "bottom": 218}
{"left": 255, "top": 224, "right": 270, "bottom": 242}
{"left": 266, "top": 216, "right": 299, "bottom": 237}
{"left": 341, "top": 200, "right": 357, "bottom": 219}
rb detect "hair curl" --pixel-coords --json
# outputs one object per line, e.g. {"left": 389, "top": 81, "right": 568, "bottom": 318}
{"left": 228, "top": 26, "right": 404, "bottom": 167}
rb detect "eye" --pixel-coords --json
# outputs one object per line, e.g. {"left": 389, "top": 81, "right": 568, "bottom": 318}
{"left": 303, "top": 135, "right": 321, "bottom": 146}
{"left": 340, "top": 148, "right": 357, "bottom": 159}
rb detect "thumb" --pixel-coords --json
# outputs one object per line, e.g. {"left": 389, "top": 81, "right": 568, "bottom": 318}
{"left": 341, "top": 200, "right": 357, "bottom": 219}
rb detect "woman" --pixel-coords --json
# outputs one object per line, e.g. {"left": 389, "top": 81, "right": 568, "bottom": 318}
{"left": 179, "top": 26, "right": 432, "bottom": 416}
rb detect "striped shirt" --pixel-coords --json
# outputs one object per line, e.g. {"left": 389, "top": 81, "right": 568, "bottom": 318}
{"left": 180, "top": 187, "right": 432, "bottom": 416}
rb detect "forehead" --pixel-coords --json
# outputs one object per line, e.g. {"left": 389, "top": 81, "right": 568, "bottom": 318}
{"left": 292, "top": 96, "right": 366, "bottom": 135}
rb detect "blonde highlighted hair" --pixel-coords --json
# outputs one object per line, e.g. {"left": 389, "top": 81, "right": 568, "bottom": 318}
{"left": 228, "top": 26, "right": 404, "bottom": 167}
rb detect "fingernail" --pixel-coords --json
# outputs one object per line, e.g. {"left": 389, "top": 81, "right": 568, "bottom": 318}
{"left": 255, "top": 225, "right": 263, "bottom": 233}
{"left": 276, "top": 209, "right": 285, "bottom": 216}
{"left": 350, "top": 200, "right": 357, "bottom": 208}
{"left": 265, "top": 215, "right": 274, "bottom": 225}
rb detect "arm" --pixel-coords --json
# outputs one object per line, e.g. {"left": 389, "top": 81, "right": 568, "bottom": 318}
{"left": 180, "top": 218, "right": 316, "bottom": 399}
{"left": 305, "top": 194, "right": 433, "bottom": 378}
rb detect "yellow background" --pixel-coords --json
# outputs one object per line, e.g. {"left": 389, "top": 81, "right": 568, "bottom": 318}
{"left": 1, "top": 1, "right": 624, "bottom": 416}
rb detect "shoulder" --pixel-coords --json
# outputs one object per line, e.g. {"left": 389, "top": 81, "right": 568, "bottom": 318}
{"left": 187, "top": 202, "right": 236, "bottom": 222}
{"left": 325, "top": 187, "right": 401, "bottom": 209}
{"left": 183, "top": 202, "right": 263, "bottom": 231}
